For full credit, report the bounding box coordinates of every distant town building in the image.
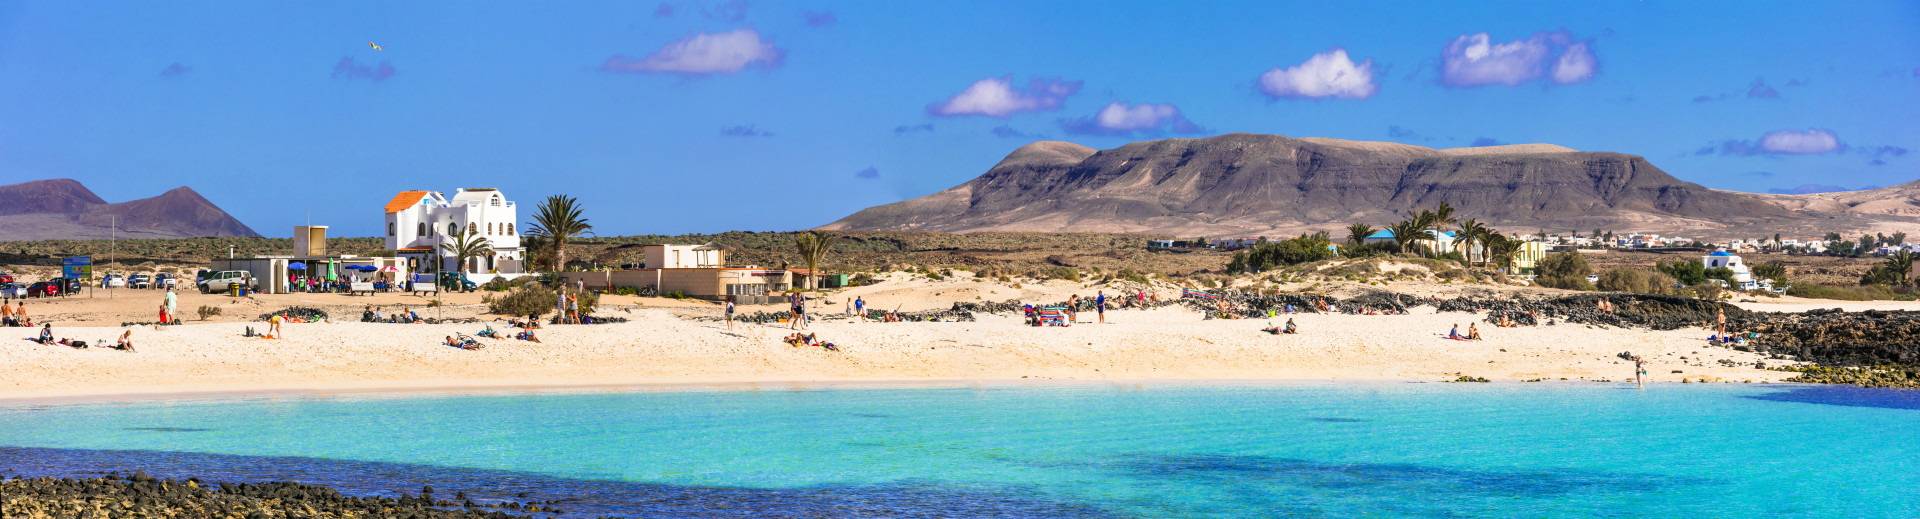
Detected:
[1703,248,1757,290]
[383,188,526,274]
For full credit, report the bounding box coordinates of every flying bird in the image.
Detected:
[368,42,383,51]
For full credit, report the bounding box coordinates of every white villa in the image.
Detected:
[1703,248,1759,290]
[384,188,527,275]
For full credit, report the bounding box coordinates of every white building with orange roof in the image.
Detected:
[383,188,526,275]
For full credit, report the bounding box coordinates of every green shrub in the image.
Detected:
[1596,268,1651,293]
[1049,266,1081,282]
[426,299,442,308]
[196,305,221,320]
[1535,252,1593,290]
[485,283,556,317]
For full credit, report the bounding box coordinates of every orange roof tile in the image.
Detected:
[384,191,431,214]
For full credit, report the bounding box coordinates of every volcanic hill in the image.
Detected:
[0,179,261,240]
[822,134,1918,239]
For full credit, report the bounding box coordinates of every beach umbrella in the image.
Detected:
[325,260,337,281]
[287,262,308,270]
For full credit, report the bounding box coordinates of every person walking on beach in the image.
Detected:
[163,288,177,325]
[854,296,865,322]
[1096,290,1107,324]
[567,291,580,324]
[1715,308,1726,338]
[0,300,12,327]
[791,295,808,330]
[724,297,735,330]
[556,287,569,324]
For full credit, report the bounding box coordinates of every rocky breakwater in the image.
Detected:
[1733,308,1920,388]
[0,471,575,519]
[1458,293,1751,331]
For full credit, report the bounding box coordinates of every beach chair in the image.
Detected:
[1037,306,1070,327]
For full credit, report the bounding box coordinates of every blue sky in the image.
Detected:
[1,1,1916,237]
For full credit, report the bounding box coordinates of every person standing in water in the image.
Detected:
[1634,355,1647,389]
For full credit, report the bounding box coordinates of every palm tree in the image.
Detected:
[1456,219,1489,267]
[1888,250,1917,288]
[1486,234,1521,272]
[441,228,493,274]
[526,195,593,272]
[793,231,838,292]
[1387,220,1425,254]
[1346,223,1376,248]
[1431,202,1457,234]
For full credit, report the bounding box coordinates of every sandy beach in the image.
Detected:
[0,273,1852,402]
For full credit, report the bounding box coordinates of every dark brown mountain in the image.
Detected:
[822,133,1915,239]
[0,179,261,240]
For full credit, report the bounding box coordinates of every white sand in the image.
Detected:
[0,275,1804,401]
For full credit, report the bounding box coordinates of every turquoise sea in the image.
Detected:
[2,382,1917,518]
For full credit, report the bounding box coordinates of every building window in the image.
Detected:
[491,196,501,207]
[468,222,478,235]
[487,223,494,235]
[417,222,426,236]
[388,222,395,236]
[448,223,457,236]
[508,223,515,235]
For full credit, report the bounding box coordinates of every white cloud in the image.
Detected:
[1060,101,1203,136]
[1256,48,1378,99]
[1441,32,1551,86]
[601,29,784,75]
[926,76,1082,118]
[1758,129,1842,154]
[1550,42,1597,84]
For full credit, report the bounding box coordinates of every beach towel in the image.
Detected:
[1181,288,1220,300]
[1037,306,1071,327]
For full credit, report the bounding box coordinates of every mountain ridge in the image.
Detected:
[822,133,1917,239]
[0,179,262,241]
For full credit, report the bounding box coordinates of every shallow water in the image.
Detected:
[2,382,1916,518]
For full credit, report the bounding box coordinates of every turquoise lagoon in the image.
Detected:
[2,382,1917,517]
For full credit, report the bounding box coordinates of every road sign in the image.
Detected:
[62,256,92,280]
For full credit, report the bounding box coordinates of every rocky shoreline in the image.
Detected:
[0,472,574,519]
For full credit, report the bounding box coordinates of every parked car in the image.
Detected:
[27,281,60,298]
[0,272,14,284]
[129,273,152,289]
[1585,274,1600,284]
[198,270,255,294]
[155,273,178,289]
[102,273,127,288]
[0,282,26,298]
[54,278,83,294]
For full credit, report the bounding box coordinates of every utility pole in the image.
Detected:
[109,215,115,299]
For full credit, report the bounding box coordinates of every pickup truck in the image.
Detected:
[129,273,152,289]
[102,274,127,288]
[155,273,179,289]
[198,270,255,294]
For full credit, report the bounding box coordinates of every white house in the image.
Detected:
[383,188,526,274]
[1703,248,1757,290]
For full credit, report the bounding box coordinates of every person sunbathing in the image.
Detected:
[1499,314,1514,328]
[115,330,135,352]
[37,324,53,345]
[478,326,499,338]
[1467,324,1481,340]
[444,336,462,347]
[1448,324,1464,340]
[515,330,542,343]
[1284,319,1297,334]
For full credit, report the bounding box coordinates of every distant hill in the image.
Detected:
[0,179,261,240]
[822,133,1918,239]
